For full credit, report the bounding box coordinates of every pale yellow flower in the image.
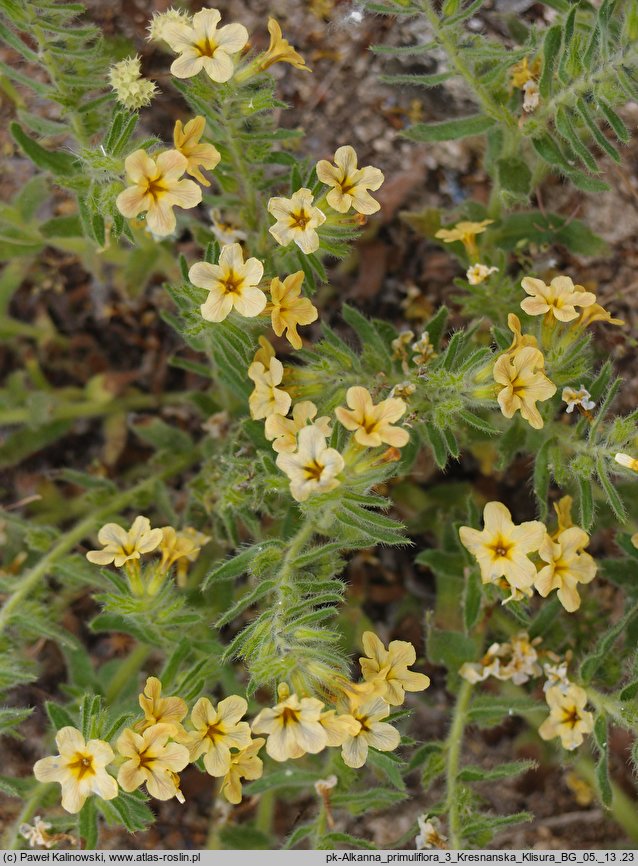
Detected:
[615,452,638,472]
[117,724,189,802]
[316,145,384,215]
[459,501,546,594]
[275,424,344,502]
[192,243,266,323]
[466,263,498,285]
[248,357,291,420]
[158,526,209,573]
[504,312,538,354]
[416,815,448,850]
[553,495,574,535]
[335,386,409,448]
[251,692,327,761]
[494,345,556,430]
[459,642,507,684]
[135,676,188,736]
[319,710,361,746]
[163,8,248,83]
[359,631,430,706]
[33,727,117,814]
[538,684,594,750]
[543,661,570,694]
[209,208,247,245]
[535,528,596,612]
[521,276,596,322]
[116,149,201,237]
[253,335,276,367]
[269,271,318,349]
[340,696,400,769]
[498,633,542,684]
[265,401,331,454]
[577,303,625,329]
[510,56,540,88]
[173,116,221,186]
[184,696,252,777]
[435,219,493,256]
[220,738,264,805]
[268,188,326,254]
[259,18,311,71]
[86,515,163,568]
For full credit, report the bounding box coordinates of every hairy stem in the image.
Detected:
[0,392,193,427]
[445,679,472,849]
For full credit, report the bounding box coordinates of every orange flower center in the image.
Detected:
[145,176,168,201]
[68,752,95,781]
[561,706,581,729]
[195,37,218,58]
[488,535,513,560]
[290,209,310,230]
[280,707,300,726]
[303,459,324,481]
[222,271,244,295]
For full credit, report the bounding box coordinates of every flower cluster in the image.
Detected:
[34,634,429,813]
[85,515,209,592]
[459,632,542,685]
[459,498,597,610]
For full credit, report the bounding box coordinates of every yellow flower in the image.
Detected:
[209,208,247,245]
[163,8,248,83]
[184,696,252,777]
[459,501,546,595]
[553,495,574,535]
[562,386,595,414]
[33,727,118,814]
[265,401,331,454]
[538,684,594,750]
[504,312,538,354]
[173,116,221,186]
[259,18,311,71]
[251,692,327,761]
[268,188,326,254]
[615,452,638,472]
[269,271,318,349]
[493,345,557,430]
[116,149,202,237]
[510,56,540,88]
[466,263,498,285]
[535,528,597,612]
[498,633,542,684]
[520,276,596,322]
[340,696,400,768]
[86,515,163,568]
[117,724,189,802]
[577,303,625,329]
[158,526,209,573]
[135,676,188,736]
[335,386,409,448]
[192,243,266,323]
[359,632,430,706]
[220,738,265,804]
[459,642,507,684]
[248,357,291,420]
[319,710,361,746]
[435,219,493,257]
[316,145,384,215]
[275,424,344,502]
[253,335,276,367]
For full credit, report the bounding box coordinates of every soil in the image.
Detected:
[0,0,636,852]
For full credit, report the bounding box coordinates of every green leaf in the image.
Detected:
[463,566,483,632]
[46,701,77,731]
[597,100,630,144]
[596,457,627,522]
[593,716,612,807]
[533,438,554,521]
[202,542,281,590]
[78,797,98,849]
[331,786,408,814]
[342,304,393,364]
[131,418,192,453]
[423,305,448,350]
[577,477,594,531]
[565,169,611,193]
[426,626,476,670]
[380,71,454,88]
[317,832,377,850]
[531,134,572,171]
[580,603,638,683]
[555,107,600,174]
[0,706,33,736]
[422,422,449,469]
[458,759,536,782]
[497,157,532,196]
[467,695,539,727]
[576,99,621,163]
[403,114,496,143]
[10,122,79,176]
[98,790,154,832]
[539,25,562,98]
[370,41,437,57]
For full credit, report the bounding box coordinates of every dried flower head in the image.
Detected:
[562,386,595,414]
[108,56,158,110]
[466,263,498,285]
